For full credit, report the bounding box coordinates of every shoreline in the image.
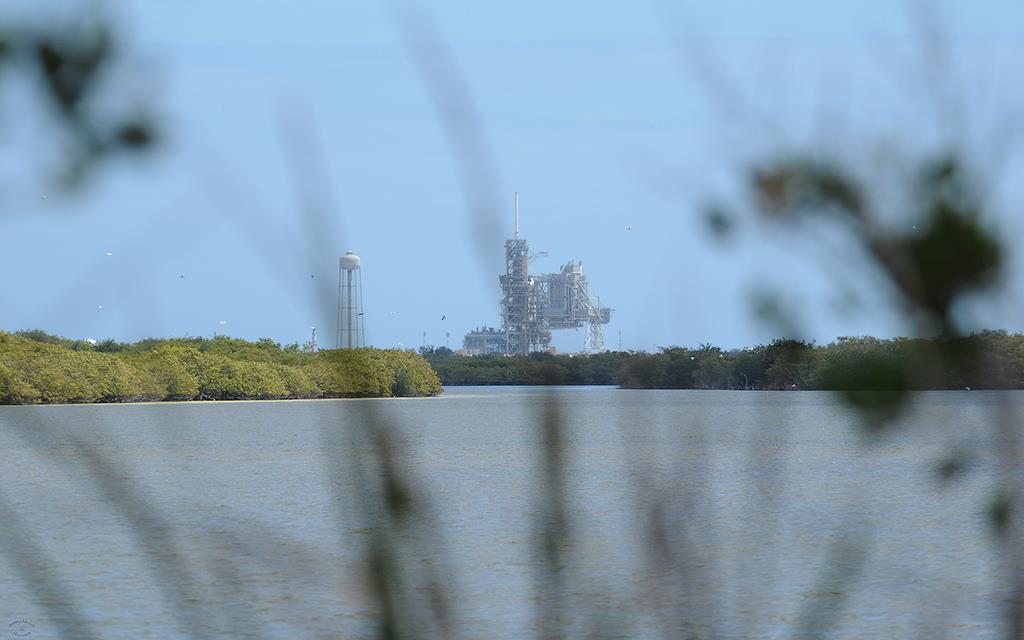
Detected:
[0,395,445,409]
[3,386,1006,408]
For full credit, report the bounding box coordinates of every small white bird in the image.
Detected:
[219,320,227,325]
[41,194,47,200]
[106,251,113,256]
[97,305,103,311]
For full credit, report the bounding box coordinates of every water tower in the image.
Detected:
[337,250,365,349]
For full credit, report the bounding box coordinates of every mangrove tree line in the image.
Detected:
[421,331,1024,391]
[0,331,442,404]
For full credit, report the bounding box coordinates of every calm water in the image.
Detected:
[0,387,1015,638]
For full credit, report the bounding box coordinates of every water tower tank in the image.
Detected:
[340,251,361,271]
[337,251,365,348]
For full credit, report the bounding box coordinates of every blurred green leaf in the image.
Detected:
[704,204,735,239]
[34,25,111,113]
[816,347,909,428]
[115,119,155,149]
[989,492,1012,537]
[904,200,1001,316]
[753,159,863,219]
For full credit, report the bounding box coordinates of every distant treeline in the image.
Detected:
[0,331,441,404]
[422,331,1024,390]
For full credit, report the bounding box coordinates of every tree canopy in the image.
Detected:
[0,332,441,404]
[421,332,1024,391]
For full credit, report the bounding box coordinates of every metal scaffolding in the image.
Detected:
[466,193,611,355]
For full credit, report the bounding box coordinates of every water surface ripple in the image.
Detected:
[0,387,1013,638]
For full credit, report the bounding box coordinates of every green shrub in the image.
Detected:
[274,364,321,398]
[0,359,41,404]
[305,349,392,397]
[196,355,288,400]
[0,332,443,403]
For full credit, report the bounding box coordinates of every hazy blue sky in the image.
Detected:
[2,1,1022,351]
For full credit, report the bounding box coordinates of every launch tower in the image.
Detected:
[465,194,611,354]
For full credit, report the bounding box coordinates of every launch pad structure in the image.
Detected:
[464,193,612,355]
